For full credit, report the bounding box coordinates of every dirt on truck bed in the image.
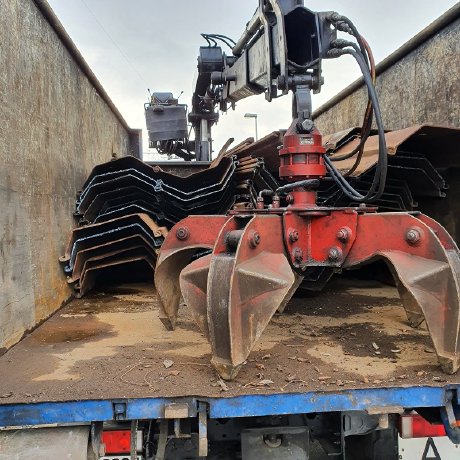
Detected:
[0,277,458,404]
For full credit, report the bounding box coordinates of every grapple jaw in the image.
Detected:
[181,215,299,379]
[156,210,460,380]
[344,213,460,375]
[154,216,228,330]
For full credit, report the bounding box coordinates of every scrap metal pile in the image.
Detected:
[60,154,278,296]
[60,0,460,384]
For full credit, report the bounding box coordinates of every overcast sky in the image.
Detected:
[47,0,458,160]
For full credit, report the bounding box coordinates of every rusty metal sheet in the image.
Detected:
[78,249,156,297]
[68,233,157,284]
[80,186,162,223]
[60,213,167,271]
[330,124,460,176]
[221,132,283,174]
[81,156,155,192]
[322,127,361,151]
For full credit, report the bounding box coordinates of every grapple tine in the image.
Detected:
[155,246,201,330]
[180,217,241,340]
[344,213,460,374]
[204,215,297,380]
[180,254,212,337]
[154,216,228,330]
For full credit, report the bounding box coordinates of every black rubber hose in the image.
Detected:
[330,14,370,68]
[327,41,374,163]
[324,48,387,202]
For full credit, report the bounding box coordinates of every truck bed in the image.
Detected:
[1,277,457,407]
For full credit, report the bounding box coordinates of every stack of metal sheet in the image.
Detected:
[74,155,241,225]
[214,138,280,207]
[226,126,459,214]
[60,214,168,297]
[320,125,456,212]
[63,154,280,296]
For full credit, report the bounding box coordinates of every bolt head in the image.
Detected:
[248,231,261,248]
[336,227,351,243]
[301,119,315,132]
[406,228,421,245]
[176,226,190,241]
[328,247,342,262]
[289,229,299,243]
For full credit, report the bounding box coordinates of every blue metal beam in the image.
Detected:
[0,387,453,427]
[208,387,449,418]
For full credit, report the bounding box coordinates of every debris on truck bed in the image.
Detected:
[0,278,457,404]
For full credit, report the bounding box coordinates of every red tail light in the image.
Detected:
[102,430,132,454]
[399,414,447,439]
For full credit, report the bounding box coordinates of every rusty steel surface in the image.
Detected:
[215,132,283,175]
[60,213,167,297]
[78,252,156,297]
[154,216,229,330]
[68,234,157,284]
[60,213,167,266]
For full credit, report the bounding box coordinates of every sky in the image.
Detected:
[47,0,458,160]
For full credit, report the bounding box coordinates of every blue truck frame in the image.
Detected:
[1,385,458,427]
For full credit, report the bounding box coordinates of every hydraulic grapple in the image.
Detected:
[156,122,460,380]
[154,0,460,380]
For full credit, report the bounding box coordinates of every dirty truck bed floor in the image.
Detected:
[0,278,458,404]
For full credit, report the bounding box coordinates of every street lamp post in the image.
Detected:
[244,113,258,141]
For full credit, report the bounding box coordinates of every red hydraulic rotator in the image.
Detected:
[279,121,326,206]
[279,124,326,181]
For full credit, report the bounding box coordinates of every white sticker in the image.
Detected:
[299,137,314,145]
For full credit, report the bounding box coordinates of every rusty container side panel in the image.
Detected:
[0,0,137,350]
[313,14,460,134]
